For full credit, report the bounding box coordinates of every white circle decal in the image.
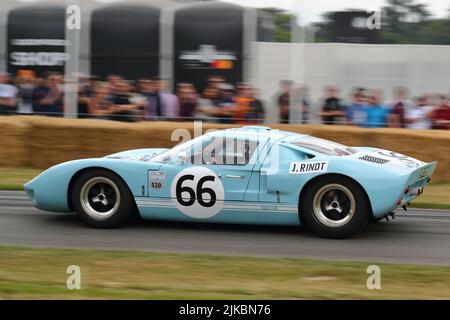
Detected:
[170,167,224,219]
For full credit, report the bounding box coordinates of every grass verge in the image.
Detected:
[0,167,449,210]
[0,246,449,299]
[0,167,42,190]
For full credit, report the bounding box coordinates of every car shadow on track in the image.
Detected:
[42,211,397,240]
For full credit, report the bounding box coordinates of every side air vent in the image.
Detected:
[359,155,390,164]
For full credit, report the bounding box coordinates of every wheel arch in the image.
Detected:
[67,166,136,212]
[298,173,374,221]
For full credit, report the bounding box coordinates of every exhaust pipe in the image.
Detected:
[412,187,423,196]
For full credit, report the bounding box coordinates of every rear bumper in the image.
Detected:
[368,161,437,218]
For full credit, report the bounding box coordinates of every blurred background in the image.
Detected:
[0,1,450,300]
[0,0,449,128]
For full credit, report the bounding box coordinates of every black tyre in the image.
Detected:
[71,169,134,228]
[300,176,370,239]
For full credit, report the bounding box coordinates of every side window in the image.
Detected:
[201,137,259,165]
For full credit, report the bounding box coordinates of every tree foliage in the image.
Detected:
[313,0,450,44]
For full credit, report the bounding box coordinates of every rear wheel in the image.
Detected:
[71,169,134,228]
[301,176,370,238]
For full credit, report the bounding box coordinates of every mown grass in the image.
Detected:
[0,246,449,299]
[0,167,42,190]
[0,167,449,209]
[410,183,450,209]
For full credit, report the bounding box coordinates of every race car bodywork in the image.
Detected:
[24,126,437,238]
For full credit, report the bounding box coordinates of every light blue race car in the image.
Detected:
[24,126,437,238]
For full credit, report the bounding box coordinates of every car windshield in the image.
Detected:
[288,136,357,156]
[152,136,205,163]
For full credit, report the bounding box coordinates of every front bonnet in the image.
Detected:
[105,148,169,162]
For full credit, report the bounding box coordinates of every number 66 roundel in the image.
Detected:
[170,167,225,219]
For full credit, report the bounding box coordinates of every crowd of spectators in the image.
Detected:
[279,82,450,130]
[0,70,449,130]
[0,71,265,124]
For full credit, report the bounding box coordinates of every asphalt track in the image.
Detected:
[1,191,450,265]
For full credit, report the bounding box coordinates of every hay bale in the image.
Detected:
[0,116,31,167]
[1,116,449,181]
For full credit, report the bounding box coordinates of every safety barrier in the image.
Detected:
[1,116,449,181]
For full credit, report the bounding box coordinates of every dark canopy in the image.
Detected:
[7,5,66,76]
[174,2,244,91]
[91,5,160,80]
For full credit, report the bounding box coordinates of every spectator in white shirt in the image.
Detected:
[155,77,179,120]
[405,95,434,130]
[0,72,18,115]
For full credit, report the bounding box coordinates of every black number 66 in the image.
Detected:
[175,175,217,207]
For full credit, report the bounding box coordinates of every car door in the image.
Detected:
[148,134,266,219]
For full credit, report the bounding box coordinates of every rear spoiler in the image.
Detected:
[399,161,437,205]
[408,161,438,184]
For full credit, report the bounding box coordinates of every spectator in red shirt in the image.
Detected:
[177,83,198,121]
[431,95,450,130]
[387,86,414,128]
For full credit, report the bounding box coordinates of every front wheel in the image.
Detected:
[71,169,134,228]
[301,176,370,239]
